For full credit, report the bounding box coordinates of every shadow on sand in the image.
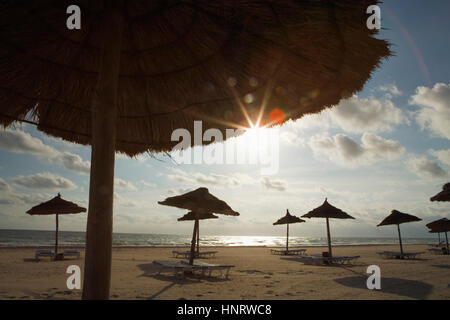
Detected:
[334,276,433,299]
[280,257,364,267]
[137,263,229,283]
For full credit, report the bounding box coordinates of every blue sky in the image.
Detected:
[0,1,449,239]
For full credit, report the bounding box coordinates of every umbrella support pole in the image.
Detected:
[397,224,404,258]
[55,213,59,256]
[82,10,124,300]
[286,223,289,252]
[189,219,199,265]
[326,217,332,260]
[446,232,449,251]
[196,222,200,256]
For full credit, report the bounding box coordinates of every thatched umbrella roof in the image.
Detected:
[426,218,450,233]
[27,193,86,215]
[273,209,305,225]
[430,183,450,202]
[301,198,354,260]
[377,210,422,227]
[178,211,218,221]
[26,193,86,256]
[159,187,239,216]
[0,1,390,299]
[0,1,390,155]
[302,199,355,220]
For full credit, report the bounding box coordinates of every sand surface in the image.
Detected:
[0,244,449,300]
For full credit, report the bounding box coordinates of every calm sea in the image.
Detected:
[0,229,436,247]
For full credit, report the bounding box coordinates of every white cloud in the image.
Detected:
[167,168,257,188]
[379,84,402,97]
[0,178,11,192]
[0,129,90,174]
[114,178,137,191]
[429,149,450,166]
[411,83,450,139]
[140,180,157,188]
[260,177,287,191]
[11,173,76,190]
[308,133,405,166]
[407,156,447,179]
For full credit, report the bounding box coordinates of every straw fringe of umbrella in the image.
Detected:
[273,209,305,252]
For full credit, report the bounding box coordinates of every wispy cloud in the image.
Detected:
[10,173,76,190]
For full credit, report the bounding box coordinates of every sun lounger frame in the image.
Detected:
[152,260,196,279]
[295,254,360,265]
[376,251,424,259]
[172,250,217,259]
[63,249,81,259]
[270,248,306,256]
[35,249,55,261]
[181,260,235,279]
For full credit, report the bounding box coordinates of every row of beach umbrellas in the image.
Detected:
[27,183,449,265]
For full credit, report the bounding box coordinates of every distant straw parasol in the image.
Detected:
[0,1,390,299]
[377,210,422,258]
[26,193,86,258]
[159,187,238,264]
[430,183,450,202]
[273,209,305,253]
[302,198,354,260]
[426,218,450,251]
[178,211,218,257]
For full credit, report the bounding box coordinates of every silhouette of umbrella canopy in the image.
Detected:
[377,210,422,257]
[26,193,86,255]
[273,209,305,252]
[0,1,390,299]
[426,218,450,250]
[430,183,450,202]
[159,188,238,264]
[159,187,239,216]
[302,198,354,260]
[178,211,218,257]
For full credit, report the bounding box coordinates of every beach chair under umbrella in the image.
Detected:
[302,198,354,260]
[0,1,391,299]
[159,187,239,264]
[273,209,305,254]
[26,193,86,259]
[377,210,422,258]
[178,211,218,257]
[426,218,450,251]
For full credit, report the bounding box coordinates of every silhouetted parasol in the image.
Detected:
[377,210,422,257]
[159,187,238,264]
[26,193,86,258]
[430,183,450,202]
[426,218,450,251]
[0,1,390,299]
[178,211,218,257]
[273,209,305,252]
[302,198,354,259]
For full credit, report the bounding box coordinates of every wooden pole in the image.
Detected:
[82,9,123,300]
[196,221,200,256]
[55,213,59,256]
[397,224,404,258]
[286,223,289,252]
[445,231,449,251]
[326,218,332,259]
[189,219,199,265]
[438,232,441,245]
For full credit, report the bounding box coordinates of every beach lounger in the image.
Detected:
[270,248,306,256]
[181,260,235,279]
[35,249,54,261]
[152,260,195,279]
[295,254,360,265]
[63,249,81,259]
[172,250,217,259]
[427,248,449,255]
[376,251,424,259]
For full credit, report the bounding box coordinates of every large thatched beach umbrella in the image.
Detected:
[430,183,450,202]
[377,210,422,257]
[26,193,86,257]
[178,211,218,257]
[302,198,354,259]
[426,218,450,251]
[0,1,390,299]
[159,187,239,264]
[273,209,305,253]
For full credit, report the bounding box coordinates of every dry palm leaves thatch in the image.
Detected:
[377,210,422,227]
[302,198,355,220]
[430,183,450,202]
[0,0,390,156]
[26,193,86,215]
[159,187,239,216]
[178,211,219,221]
[273,209,305,225]
[426,218,450,233]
